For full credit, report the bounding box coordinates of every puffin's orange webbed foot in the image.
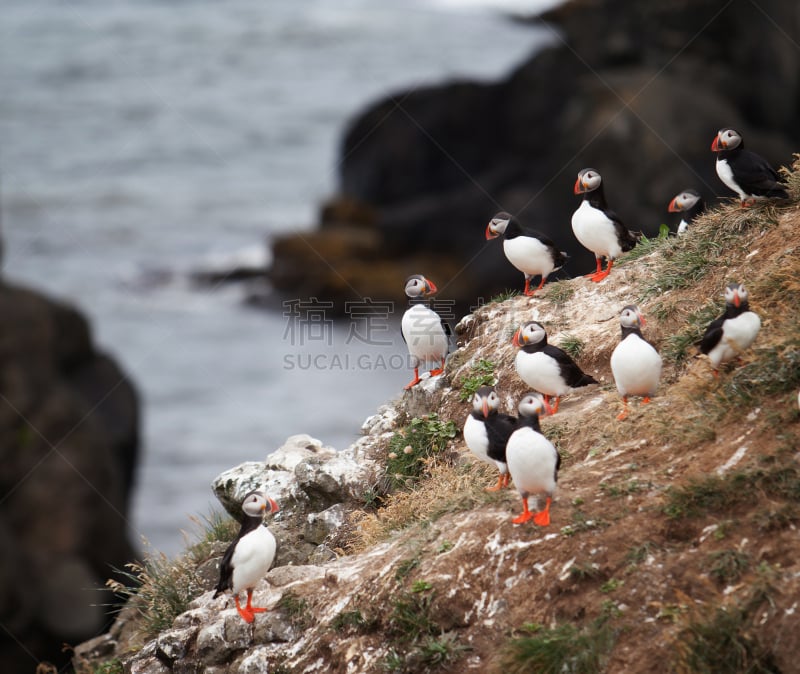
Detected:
[512,511,534,524]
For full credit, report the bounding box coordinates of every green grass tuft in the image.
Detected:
[383,414,458,491]
[458,358,497,402]
[558,333,585,361]
[489,289,521,304]
[498,619,615,674]
[277,591,311,628]
[707,549,751,585]
[543,281,575,305]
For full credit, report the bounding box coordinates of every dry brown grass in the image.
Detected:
[347,455,496,552]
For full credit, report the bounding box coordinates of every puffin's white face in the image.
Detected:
[513,321,547,347]
[619,305,644,329]
[518,393,546,418]
[472,386,500,418]
[713,128,742,151]
[724,282,748,308]
[405,275,436,298]
[669,190,701,212]
[575,168,602,194]
[486,212,510,240]
[242,491,279,518]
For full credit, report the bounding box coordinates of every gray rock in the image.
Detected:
[252,611,295,645]
[237,646,275,673]
[196,619,236,665]
[307,544,338,565]
[305,504,347,545]
[156,626,196,663]
[128,656,171,674]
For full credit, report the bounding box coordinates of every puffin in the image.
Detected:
[505,393,560,525]
[214,490,280,623]
[463,385,518,491]
[401,274,450,390]
[667,189,705,235]
[572,168,640,282]
[711,128,788,207]
[485,211,568,296]
[610,305,663,421]
[699,282,761,374]
[512,321,598,414]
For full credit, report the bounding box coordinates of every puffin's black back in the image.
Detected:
[699,301,749,355]
[541,344,599,388]
[213,515,262,597]
[484,412,517,463]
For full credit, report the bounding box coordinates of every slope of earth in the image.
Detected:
[77,163,800,673]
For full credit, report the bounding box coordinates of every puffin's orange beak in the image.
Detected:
[733,293,741,308]
[667,196,680,212]
[638,311,646,327]
[711,135,722,151]
[573,177,584,194]
[485,223,496,240]
[512,329,522,347]
[425,280,438,295]
[482,400,489,418]
[267,498,279,513]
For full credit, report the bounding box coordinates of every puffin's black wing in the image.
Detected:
[441,319,452,337]
[734,151,788,197]
[699,315,725,354]
[485,413,516,463]
[213,539,237,597]
[554,449,562,481]
[544,344,598,387]
[605,209,640,252]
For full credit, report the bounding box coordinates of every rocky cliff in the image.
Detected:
[267,0,800,312]
[75,165,800,673]
[0,281,140,672]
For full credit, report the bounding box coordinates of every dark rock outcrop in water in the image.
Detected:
[268,0,799,310]
[0,282,139,671]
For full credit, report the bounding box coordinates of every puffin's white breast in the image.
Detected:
[464,414,491,464]
[506,427,558,496]
[708,311,761,368]
[503,236,555,277]
[231,525,277,595]
[515,350,569,397]
[716,158,747,200]
[610,334,662,397]
[677,219,689,235]
[571,200,622,259]
[401,304,448,362]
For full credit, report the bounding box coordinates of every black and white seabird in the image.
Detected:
[214,490,280,623]
[506,393,560,526]
[485,211,568,296]
[463,385,518,491]
[711,128,788,207]
[699,282,761,374]
[610,305,662,421]
[401,274,450,390]
[667,189,705,235]
[512,321,598,413]
[572,168,640,282]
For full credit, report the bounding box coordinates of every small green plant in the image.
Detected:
[395,557,420,582]
[415,632,470,667]
[489,289,520,304]
[661,301,720,364]
[277,591,311,628]
[498,618,615,674]
[331,609,370,633]
[458,359,497,402]
[599,478,651,498]
[707,549,751,585]
[568,563,601,581]
[107,552,203,639]
[674,604,779,673]
[186,509,239,562]
[436,540,454,554]
[93,660,124,674]
[384,415,458,490]
[558,333,585,360]
[620,224,671,262]
[411,580,433,593]
[543,281,575,305]
[600,578,623,593]
[388,591,438,643]
[664,464,800,520]
[626,542,656,565]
